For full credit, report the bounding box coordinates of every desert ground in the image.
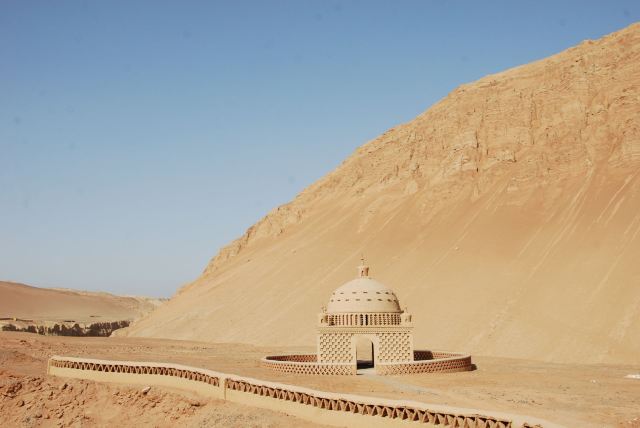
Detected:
[1,332,638,427]
[0,332,328,428]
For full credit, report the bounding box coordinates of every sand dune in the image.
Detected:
[124,23,640,364]
[0,281,163,325]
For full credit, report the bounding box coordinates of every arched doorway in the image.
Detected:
[355,336,375,370]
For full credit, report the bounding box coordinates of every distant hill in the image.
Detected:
[124,23,640,364]
[0,281,164,328]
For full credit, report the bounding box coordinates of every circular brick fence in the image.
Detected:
[262,350,474,375]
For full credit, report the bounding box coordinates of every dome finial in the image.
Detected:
[358,255,369,278]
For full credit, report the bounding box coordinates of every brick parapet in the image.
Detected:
[261,350,473,376]
[377,354,473,375]
[261,355,356,375]
[316,326,413,334]
[47,355,545,428]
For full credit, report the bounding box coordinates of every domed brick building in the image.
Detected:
[317,261,415,369]
[262,260,473,375]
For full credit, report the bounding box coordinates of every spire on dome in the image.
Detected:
[357,256,370,278]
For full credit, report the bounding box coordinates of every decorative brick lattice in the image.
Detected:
[263,354,317,363]
[376,353,473,375]
[377,332,412,363]
[48,356,521,427]
[48,358,220,385]
[264,349,473,376]
[318,333,353,363]
[260,356,355,375]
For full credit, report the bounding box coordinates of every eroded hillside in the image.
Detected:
[124,23,640,364]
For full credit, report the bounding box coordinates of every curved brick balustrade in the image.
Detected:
[261,354,356,375]
[377,350,474,375]
[263,354,317,362]
[414,350,462,360]
[261,350,473,376]
[47,356,544,428]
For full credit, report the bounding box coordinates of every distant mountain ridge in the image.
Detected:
[124,23,640,364]
[0,281,164,335]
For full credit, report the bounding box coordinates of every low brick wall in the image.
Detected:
[261,354,355,375]
[47,355,546,428]
[263,354,317,362]
[261,350,473,375]
[49,358,220,385]
[377,354,473,375]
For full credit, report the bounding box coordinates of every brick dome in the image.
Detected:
[326,263,402,314]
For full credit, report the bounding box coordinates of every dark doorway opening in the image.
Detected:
[356,337,374,369]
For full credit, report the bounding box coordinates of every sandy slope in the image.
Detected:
[0,281,163,324]
[125,23,640,364]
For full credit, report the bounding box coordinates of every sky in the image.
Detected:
[1,1,639,297]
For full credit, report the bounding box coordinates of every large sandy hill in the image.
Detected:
[0,281,162,324]
[125,23,640,364]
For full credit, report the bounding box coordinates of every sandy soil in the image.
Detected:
[0,333,327,428]
[1,332,638,427]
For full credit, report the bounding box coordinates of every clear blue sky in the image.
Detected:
[1,1,638,297]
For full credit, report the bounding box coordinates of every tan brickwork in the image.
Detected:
[48,356,541,427]
[262,350,473,376]
[377,332,413,363]
[265,261,474,375]
[318,332,354,363]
